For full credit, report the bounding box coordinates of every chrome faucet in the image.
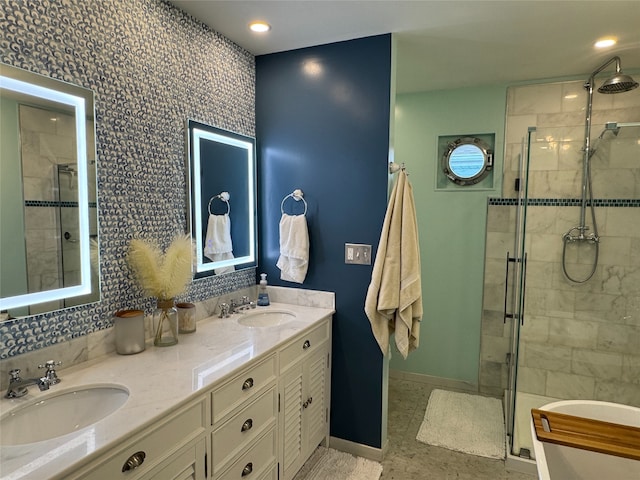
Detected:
[39,360,62,385]
[234,296,256,313]
[5,369,50,398]
[229,299,239,314]
[238,302,257,311]
[220,297,255,317]
[219,303,230,318]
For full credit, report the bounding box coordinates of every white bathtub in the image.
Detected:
[530,400,640,480]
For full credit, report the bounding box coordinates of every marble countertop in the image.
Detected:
[0,302,334,480]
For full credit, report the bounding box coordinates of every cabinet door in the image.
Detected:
[280,342,329,480]
[280,362,304,480]
[304,345,329,455]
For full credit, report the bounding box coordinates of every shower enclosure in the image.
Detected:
[480,65,640,461]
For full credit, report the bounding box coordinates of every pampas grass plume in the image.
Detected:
[128,235,193,299]
[160,235,193,298]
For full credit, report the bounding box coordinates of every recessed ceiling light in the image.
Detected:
[249,21,270,33]
[594,37,617,49]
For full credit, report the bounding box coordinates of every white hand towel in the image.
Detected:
[276,213,309,284]
[364,170,422,359]
[204,214,235,274]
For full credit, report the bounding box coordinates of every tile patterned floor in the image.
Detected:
[380,377,535,479]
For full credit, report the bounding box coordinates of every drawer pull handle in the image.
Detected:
[122,451,146,472]
[303,340,311,350]
[242,462,253,476]
[242,378,254,390]
[303,396,314,409]
[241,418,253,432]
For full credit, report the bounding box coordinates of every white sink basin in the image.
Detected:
[0,384,129,446]
[237,310,296,327]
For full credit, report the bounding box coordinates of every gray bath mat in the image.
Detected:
[416,389,506,459]
[293,447,383,480]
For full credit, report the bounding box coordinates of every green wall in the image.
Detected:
[391,86,506,385]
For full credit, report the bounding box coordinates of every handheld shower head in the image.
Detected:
[598,73,638,93]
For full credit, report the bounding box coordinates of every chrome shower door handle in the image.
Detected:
[520,253,528,326]
[503,251,510,324]
[504,252,519,324]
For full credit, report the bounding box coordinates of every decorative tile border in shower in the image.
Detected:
[25,200,98,208]
[489,198,640,207]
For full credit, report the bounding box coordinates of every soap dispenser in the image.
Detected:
[257,273,270,306]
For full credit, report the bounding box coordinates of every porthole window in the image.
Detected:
[442,137,493,186]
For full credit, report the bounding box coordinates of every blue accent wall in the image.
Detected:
[256,35,392,448]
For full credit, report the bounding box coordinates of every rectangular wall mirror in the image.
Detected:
[0,63,99,317]
[186,120,257,277]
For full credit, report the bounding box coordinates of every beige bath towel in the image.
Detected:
[365,170,422,359]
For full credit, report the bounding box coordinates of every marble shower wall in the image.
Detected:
[480,80,640,407]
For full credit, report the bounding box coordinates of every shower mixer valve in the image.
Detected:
[562,227,599,244]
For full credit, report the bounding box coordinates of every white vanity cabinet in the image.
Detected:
[278,317,331,480]
[24,307,334,480]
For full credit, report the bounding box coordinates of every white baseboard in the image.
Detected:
[329,436,387,462]
[389,369,478,392]
[506,452,538,477]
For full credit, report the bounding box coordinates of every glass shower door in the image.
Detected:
[505,127,533,457]
[509,121,640,459]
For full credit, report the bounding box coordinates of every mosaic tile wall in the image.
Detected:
[0,0,256,359]
[480,80,640,406]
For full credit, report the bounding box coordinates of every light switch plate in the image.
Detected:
[345,243,372,265]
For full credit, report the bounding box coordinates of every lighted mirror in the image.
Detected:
[186,120,256,278]
[442,136,493,186]
[0,63,99,317]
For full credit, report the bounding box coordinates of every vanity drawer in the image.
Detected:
[211,388,277,476]
[75,398,206,480]
[215,429,276,480]
[212,354,276,424]
[279,319,330,373]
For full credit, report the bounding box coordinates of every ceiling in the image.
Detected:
[170,1,640,93]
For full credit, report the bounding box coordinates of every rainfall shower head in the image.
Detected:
[585,56,639,93]
[598,73,639,93]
